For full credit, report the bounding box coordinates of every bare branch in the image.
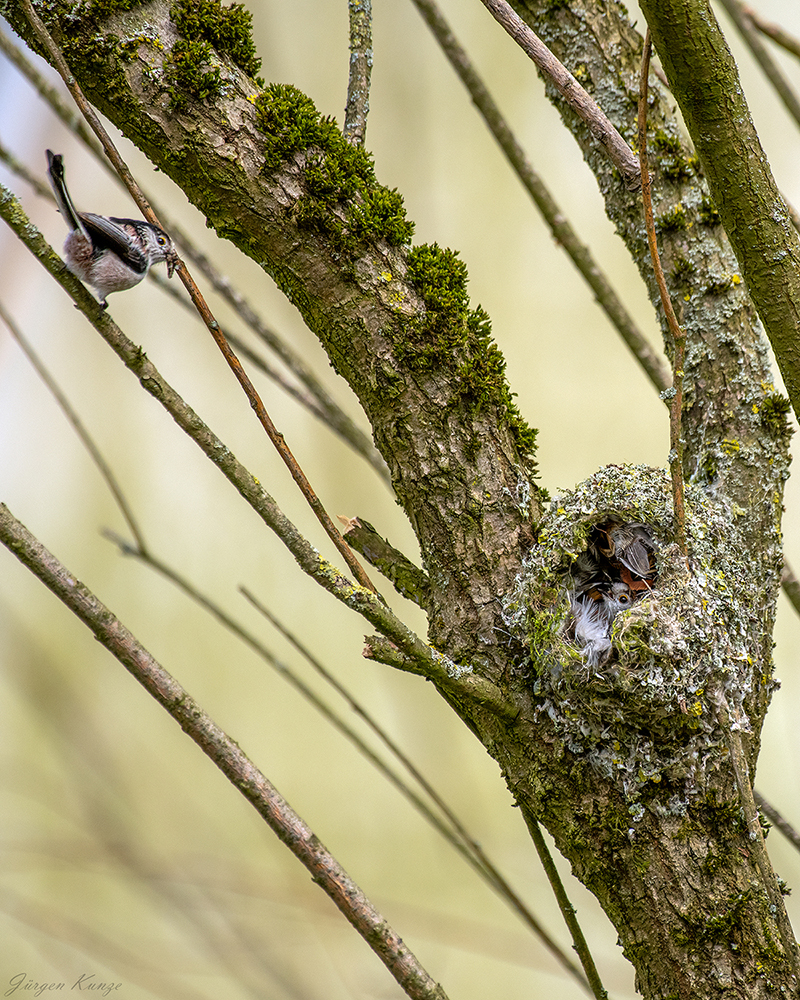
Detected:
[522,815,608,1000]
[717,0,800,128]
[0,302,148,554]
[411,0,669,392]
[638,31,687,556]
[755,791,800,854]
[745,6,800,60]
[781,561,800,618]
[344,0,372,146]
[478,0,641,189]
[0,503,451,1000]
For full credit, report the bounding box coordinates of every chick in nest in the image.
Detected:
[569,521,658,667]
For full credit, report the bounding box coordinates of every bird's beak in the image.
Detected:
[166,250,178,279]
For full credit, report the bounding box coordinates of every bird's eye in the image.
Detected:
[618,593,629,604]
[157,235,167,245]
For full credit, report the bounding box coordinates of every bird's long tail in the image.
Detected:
[46,150,88,239]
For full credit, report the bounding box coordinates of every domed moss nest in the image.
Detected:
[504,464,779,813]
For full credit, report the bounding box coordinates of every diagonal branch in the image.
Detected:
[745,7,800,60]
[0,503,450,1000]
[21,0,380,596]
[716,0,800,129]
[478,0,641,189]
[0,302,147,554]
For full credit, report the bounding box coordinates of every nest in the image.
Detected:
[502,464,780,811]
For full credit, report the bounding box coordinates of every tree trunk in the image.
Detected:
[5,0,797,995]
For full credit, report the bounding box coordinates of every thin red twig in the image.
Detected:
[637,31,687,555]
[21,0,380,595]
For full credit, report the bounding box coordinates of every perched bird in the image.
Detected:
[46,150,176,307]
[568,520,658,666]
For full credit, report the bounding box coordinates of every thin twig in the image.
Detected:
[0,504,450,1000]
[523,815,609,1000]
[161,238,390,482]
[240,585,595,994]
[717,0,800,129]
[755,791,800,853]
[0,137,52,200]
[344,0,372,146]
[477,0,641,190]
[745,6,800,61]
[21,0,380,596]
[781,562,800,618]
[410,0,669,392]
[149,272,335,422]
[0,301,148,554]
[637,31,687,556]
[0,29,100,154]
[0,180,512,716]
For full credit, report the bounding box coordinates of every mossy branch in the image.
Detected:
[340,516,430,608]
[0,181,502,708]
[639,0,800,424]
[1,0,543,672]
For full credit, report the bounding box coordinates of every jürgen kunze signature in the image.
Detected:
[5,973,122,997]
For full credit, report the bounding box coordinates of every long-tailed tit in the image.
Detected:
[594,521,656,579]
[569,520,658,666]
[46,150,176,308]
[572,581,634,667]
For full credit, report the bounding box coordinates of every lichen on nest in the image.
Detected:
[503,464,779,813]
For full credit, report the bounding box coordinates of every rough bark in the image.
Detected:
[509,0,790,552]
[3,1,796,997]
[637,0,800,424]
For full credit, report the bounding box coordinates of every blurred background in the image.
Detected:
[1,1,800,997]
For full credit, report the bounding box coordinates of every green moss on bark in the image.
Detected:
[167,38,223,109]
[504,464,779,814]
[171,0,263,84]
[402,244,538,465]
[253,84,414,254]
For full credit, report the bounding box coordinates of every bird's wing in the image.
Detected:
[80,214,149,273]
